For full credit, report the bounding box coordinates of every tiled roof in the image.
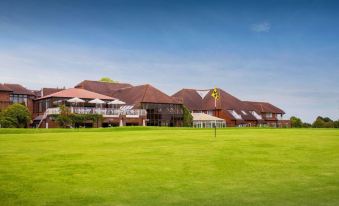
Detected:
[37,88,115,100]
[173,88,244,111]
[112,84,182,106]
[0,84,12,92]
[75,80,133,96]
[4,83,35,95]
[172,89,203,110]
[42,88,65,96]
[173,88,286,120]
[243,101,285,114]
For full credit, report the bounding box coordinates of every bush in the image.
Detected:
[334,120,339,128]
[290,116,303,128]
[182,105,193,127]
[54,105,103,128]
[0,104,31,128]
[302,122,312,128]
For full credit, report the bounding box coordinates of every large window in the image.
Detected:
[141,103,183,127]
[10,94,28,105]
[266,113,273,118]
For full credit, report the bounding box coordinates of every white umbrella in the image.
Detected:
[67,97,85,104]
[108,99,126,105]
[88,98,105,104]
[108,99,126,109]
[67,97,85,109]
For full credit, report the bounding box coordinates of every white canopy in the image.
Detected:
[108,99,126,105]
[67,97,85,103]
[88,98,105,104]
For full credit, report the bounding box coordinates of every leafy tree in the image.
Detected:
[334,120,339,128]
[54,105,103,128]
[55,105,72,128]
[99,77,118,83]
[312,116,334,128]
[182,105,193,127]
[290,116,303,128]
[0,104,31,128]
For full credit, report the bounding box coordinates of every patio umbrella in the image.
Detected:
[107,99,126,105]
[89,98,106,109]
[67,97,85,104]
[88,98,105,104]
[108,99,126,109]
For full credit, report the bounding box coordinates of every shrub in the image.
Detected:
[182,105,193,127]
[290,116,302,128]
[0,104,31,128]
[54,105,103,128]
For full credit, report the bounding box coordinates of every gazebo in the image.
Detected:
[191,113,226,128]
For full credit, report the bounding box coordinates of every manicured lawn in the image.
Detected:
[0,128,338,206]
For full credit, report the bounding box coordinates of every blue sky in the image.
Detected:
[0,0,338,122]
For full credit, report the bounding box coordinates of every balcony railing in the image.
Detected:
[45,107,147,117]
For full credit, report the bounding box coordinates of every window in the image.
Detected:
[266,113,273,118]
[250,111,262,120]
[142,103,183,127]
[9,94,28,106]
[241,110,247,115]
[206,110,213,116]
[228,110,242,120]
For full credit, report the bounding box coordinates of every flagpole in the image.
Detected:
[214,92,217,138]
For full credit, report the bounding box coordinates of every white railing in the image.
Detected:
[46,108,60,115]
[46,107,147,117]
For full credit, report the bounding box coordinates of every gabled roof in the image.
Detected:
[37,88,114,100]
[173,88,244,111]
[41,88,65,97]
[4,83,35,95]
[172,89,203,110]
[75,80,133,96]
[202,89,243,111]
[112,84,182,105]
[0,84,12,92]
[243,101,285,114]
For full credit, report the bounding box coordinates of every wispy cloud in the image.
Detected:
[251,22,271,32]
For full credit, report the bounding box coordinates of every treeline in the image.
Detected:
[290,116,339,128]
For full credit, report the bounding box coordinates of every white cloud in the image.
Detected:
[251,22,271,32]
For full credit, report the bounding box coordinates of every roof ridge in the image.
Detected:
[141,84,150,102]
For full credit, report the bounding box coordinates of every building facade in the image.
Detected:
[0,81,289,128]
[173,88,289,127]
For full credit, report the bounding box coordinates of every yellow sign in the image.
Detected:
[211,88,220,100]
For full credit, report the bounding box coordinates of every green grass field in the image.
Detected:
[0,128,338,206]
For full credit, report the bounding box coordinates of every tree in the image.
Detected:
[312,116,334,128]
[99,77,118,83]
[334,120,339,128]
[290,116,303,128]
[55,105,72,128]
[54,105,103,128]
[182,105,193,127]
[302,122,312,128]
[0,104,31,128]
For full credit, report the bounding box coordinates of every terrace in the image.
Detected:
[46,107,147,118]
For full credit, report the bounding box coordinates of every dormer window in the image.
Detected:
[228,110,242,120]
[250,111,262,120]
